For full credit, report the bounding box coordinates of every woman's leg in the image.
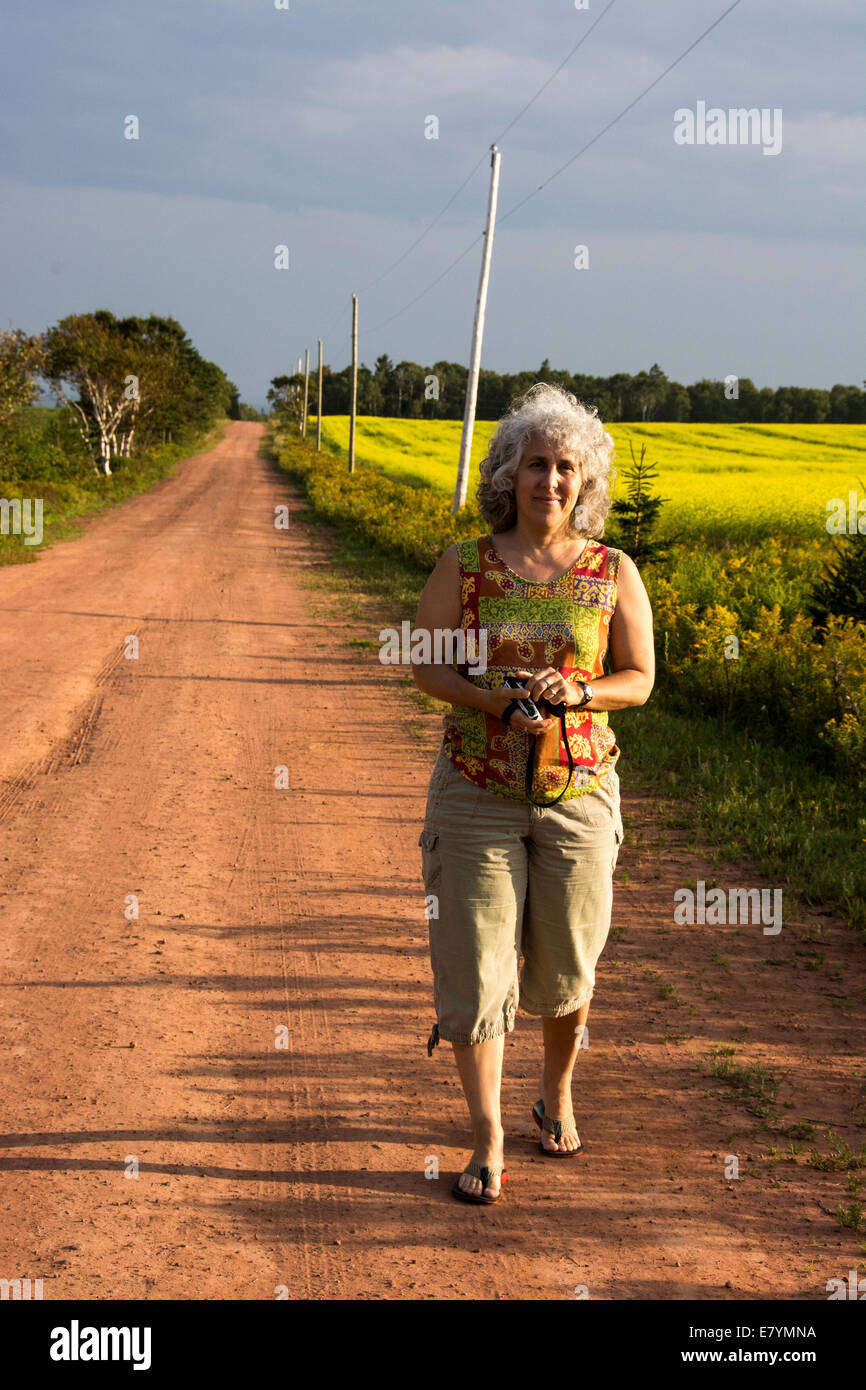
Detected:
[418,756,528,1199]
[537,1003,589,1153]
[523,779,622,1153]
[452,1034,505,1197]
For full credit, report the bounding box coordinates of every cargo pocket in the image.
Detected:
[418,827,442,894]
[612,819,624,874]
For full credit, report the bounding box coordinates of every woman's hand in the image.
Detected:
[485,682,557,735]
[513,667,584,711]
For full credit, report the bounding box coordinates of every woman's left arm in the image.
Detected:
[515,553,656,714]
[579,552,655,711]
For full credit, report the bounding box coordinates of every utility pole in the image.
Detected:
[453,144,501,515]
[301,348,310,437]
[316,338,323,451]
[349,295,358,474]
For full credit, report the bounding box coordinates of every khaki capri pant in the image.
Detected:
[418,747,624,1051]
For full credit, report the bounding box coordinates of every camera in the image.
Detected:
[503,674,562,723]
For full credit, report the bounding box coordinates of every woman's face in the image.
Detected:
[513,430,583,530]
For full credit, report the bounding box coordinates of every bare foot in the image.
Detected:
[457,1122,505,1199]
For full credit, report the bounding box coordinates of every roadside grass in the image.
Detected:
[835,1201,865,1232]
[700,1046,783,1120]
[0,414,230,568]
[806,1129,866,1172]
[614,702,866,935]
[742,1123,866,1249]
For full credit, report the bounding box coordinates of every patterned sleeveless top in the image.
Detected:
[442,534,623,803]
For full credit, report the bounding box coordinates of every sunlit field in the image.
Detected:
[309,416,866,543]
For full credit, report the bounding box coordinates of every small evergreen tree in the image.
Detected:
[606,440,674,565]
[809,488,866,628]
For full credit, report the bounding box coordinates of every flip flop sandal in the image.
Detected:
[532,1099,585,1158]
[451,1160,509,1205]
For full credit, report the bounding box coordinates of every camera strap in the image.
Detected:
[501,700,576,808]
[525,702,575,807]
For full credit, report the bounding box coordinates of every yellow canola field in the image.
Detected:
[308,416,865,540]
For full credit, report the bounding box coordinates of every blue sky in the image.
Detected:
[1,0,863,410]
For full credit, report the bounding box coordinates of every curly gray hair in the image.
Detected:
[476,381,615,537]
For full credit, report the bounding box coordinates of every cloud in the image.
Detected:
[0,0,863,402]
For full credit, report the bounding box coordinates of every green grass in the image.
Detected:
[780,1121,816,1141]
[706,1046,782,1119]
[614,702,866,933]
[835,1201,865,1231]
[807,1130,866,1172]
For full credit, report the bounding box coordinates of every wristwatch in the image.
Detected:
[574,681,594,709]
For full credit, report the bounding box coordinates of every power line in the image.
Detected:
[321,153,488,337]
[322,0,620,338]
[499,0,746,225]
[362,231,484,337]
[359,0,746,338]
[493,0,619,143]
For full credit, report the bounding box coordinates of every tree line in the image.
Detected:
[269,355,866,425]
[1,311,239,475]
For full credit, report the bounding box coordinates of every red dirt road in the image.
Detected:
[0,420,863,1301]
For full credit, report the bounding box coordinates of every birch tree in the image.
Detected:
[43,312,139,475]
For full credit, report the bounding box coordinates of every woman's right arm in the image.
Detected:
[410,545,553,733]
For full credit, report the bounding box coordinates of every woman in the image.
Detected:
[412,382,655,1204]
